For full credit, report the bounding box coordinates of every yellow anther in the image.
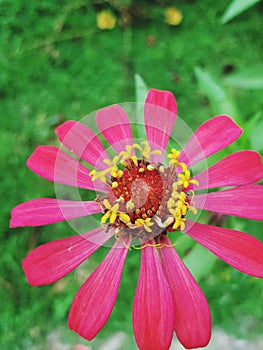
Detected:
[169,206,182,218]
[111,166,123,179]
[131,156,138,164]
[132,242,162,250]
[135,218,154,232]
[89,168,108,182]
[112,181,118,189]
[101,200,119,224]
[167,148,187,171]
[126,200,135,211]
[117,195,125,203]
[172,191,186,201]
[133,141,161,160]
[159,165,165,173]
[119,145,134,161]
[189,206,198,215]
[139,167,145,173]
[101,199,130,224]
[172,216,186,230]
[120,160,128,167]
[119,212,131,224]
[167,197,176,210]
[151,150,162,155]
[147,164,156,171]
[177,170,199,189]
[91,155,122,183]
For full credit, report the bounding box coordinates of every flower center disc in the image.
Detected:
[112,161,164,223]
[90,141,199,243]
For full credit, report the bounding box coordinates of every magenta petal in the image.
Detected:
[132,245,174,350]
[194,151,263,190]
[10,198,100,227]
[68,239,129,340]
[144,89,177,161]
[179,116,242,167]
[26,146,107,192]
[185,221,263,277]
[160,237,211,349]
[56,121,109,169]
[195,184,263,220]
[96,105,133,153]
[22,227,111,285]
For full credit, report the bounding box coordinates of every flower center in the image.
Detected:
[90,141,199,243]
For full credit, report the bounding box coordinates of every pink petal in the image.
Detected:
[55,121,109,170]
[96,105,133,153]
[160,236,211,349]
[132,245,174,350]
[195,184,263,220]
[194,151,263,190]
[68,239,129,340]
[179,116,242,167]
[22,227,111,285]
[26,146,108,192]
[185,221,263,277]
[144,89,177,162]
[10,198,100,227]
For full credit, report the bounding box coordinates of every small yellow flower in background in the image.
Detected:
[165,7,183,26]
[97,10,116,30]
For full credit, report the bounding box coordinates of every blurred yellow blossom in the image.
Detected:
[97,10,116,30]
[165,7,183,26]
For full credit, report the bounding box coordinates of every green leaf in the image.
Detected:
[221,0,261,24]
[249,114,263,151]
[135,74,148,103]
[183,244,217,281]
[194,66,239,120]
[223,66,263,90]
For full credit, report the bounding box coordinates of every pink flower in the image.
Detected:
[11,89,263,350]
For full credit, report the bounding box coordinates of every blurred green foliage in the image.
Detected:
[1,0,263,348]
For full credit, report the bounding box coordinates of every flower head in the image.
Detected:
[10,89,263,349]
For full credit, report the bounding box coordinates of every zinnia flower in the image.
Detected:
[11,89,263,350]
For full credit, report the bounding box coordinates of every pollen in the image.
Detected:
[90,141,198,242]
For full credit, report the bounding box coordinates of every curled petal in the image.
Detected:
[22,227,111,285]
[160,236,211,349]
[185,221,263,277]
[10,199,100,227]
[132,245,174,350]
[96,105,133,153]
[68,239,130,340]
[144,89,177,162]
[179,116,242,167]
[195,184,263,220]
[194,151,263,190]
[26,146,108,192]
[56,120,109,169]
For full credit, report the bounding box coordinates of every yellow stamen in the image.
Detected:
[173,216,186,230]
[135,218,154,232]
[147,164,156,171]
[119,212,131,224]
[177,170,199,189]
[167,148,187,171]
[126,200,135,211]
[119,145,133,158]
[133,242,162,250]
[101,200,130,224]
[159,165,165,173]
[112,181,118,189]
